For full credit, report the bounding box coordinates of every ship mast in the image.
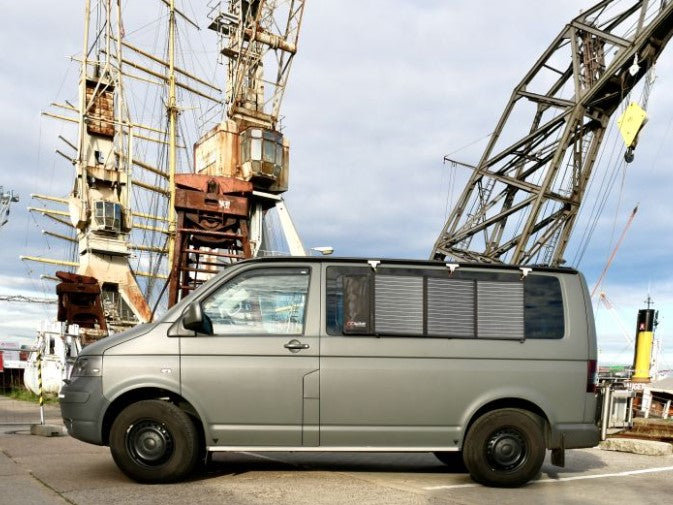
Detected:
[167,0,178,273]
[23,0,223,334]
[70,0,152,331]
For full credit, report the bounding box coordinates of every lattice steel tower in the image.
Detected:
[432,0,673,266]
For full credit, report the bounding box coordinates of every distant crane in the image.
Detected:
[169,0,307,304]
[0,186,19,229]
[432,0,673,266]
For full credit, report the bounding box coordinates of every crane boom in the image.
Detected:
[432,0,673,266]
[209,0,306,128]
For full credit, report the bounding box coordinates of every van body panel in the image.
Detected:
[180,341,319,446]
[102,354,181,402]
[59,257,600,485]
[179,261,321,447]
[102,322,177,356]
[319,352,587,448]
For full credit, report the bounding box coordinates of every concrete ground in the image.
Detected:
[2,397,673,505]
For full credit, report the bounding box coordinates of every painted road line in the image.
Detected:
[425,465,673,490]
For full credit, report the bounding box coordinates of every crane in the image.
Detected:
[0,186,19,229]
[432,0,673,266]
[169,0,307,304]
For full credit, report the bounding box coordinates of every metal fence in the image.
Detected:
[598,381,636,440]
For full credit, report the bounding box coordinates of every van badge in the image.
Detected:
[160,367,173,374]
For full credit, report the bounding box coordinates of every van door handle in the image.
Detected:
[284,339,310,352]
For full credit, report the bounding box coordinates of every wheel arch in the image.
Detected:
[101,387,205,450]
[463,398,551,449]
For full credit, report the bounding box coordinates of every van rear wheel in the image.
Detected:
[110,399,199,483]
[463,409,545,487]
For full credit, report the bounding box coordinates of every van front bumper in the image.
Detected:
[59,376,109,446]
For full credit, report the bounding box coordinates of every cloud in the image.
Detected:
[2,1,673,366]
[593,278,673,368]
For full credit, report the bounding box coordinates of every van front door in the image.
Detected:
[180,265,319,448]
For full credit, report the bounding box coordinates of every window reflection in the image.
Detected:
[203,269,309,335]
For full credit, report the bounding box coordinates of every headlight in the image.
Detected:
[71,356,103,377]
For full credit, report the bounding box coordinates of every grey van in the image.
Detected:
[59,257,599,487]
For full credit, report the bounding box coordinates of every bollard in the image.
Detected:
[37,345,44,425]
[30,337,66,437]
[600,384,611,441]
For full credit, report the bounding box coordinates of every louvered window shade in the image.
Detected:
[427,278,475,337]
[375,275,423,335]
[477,281,524,339]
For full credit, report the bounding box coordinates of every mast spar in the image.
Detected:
[23,0,221,337]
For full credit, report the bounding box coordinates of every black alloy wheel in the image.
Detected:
[462,408,546,487]
[110,399,199,483]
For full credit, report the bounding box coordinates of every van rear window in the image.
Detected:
[326,266,564,339]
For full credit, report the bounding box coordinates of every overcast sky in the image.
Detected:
[1,1,672,369]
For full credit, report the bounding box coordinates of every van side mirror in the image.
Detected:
[182,302,213,335]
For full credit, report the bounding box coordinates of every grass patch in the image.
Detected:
[1,387,59,405]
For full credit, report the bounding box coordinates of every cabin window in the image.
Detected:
[94,201,122,233]
[202,268,309,335]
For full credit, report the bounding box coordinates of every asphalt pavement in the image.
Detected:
[1,396,673,505]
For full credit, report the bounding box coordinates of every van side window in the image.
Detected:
[524,275,564,339]
[202,268,310,335]
[326,266,564,339]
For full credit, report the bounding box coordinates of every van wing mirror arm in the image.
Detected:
[168,302,213,337]
[167,319,196,338]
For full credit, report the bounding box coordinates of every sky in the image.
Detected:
[1,1,672,369]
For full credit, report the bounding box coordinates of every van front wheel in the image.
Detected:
[463,409,545,487]
[110,399,199,483]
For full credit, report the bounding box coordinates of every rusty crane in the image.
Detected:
[432,0,673,267]
[168,0,308,305]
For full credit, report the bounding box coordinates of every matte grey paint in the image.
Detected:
[59,258,599,456]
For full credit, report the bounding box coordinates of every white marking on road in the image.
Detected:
[425,465,673,490]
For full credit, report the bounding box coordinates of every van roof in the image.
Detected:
[237,256,579,275]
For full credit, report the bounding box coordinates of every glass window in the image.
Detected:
[202,268,310,335]
[263,138,276,163]
[250,137,262,161]
[524,275,565,339]
[94,201,121,232]
[326,267,371,335]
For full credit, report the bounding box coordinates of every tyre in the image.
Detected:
[433,452,467,472]
[462,408,545,487]
[109,399,200,483]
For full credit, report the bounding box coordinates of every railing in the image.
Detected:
[598,381,636,440]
